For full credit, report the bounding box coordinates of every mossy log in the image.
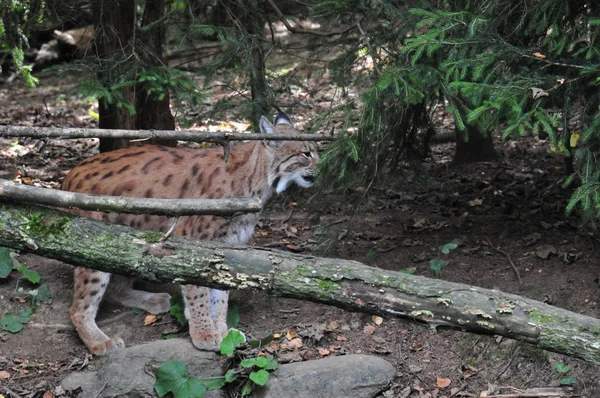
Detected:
[0,202,599,365]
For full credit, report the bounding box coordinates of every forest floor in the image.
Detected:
[1,70,600,398]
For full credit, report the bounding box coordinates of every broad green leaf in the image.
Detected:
[263,357,278,371]
[440,243,458,254]
[219,329,246,356]
[174,377,206,398]
[429,259,447,276]
[560,376,576,385]
[226,303,240,328]
[0,247,12,278]
[155,361,188,397]
[255,357,268,368]
[240,358,257,368]
[1,310,31,333]
[15,264,40,284]
[241,384,253,396]
[249,370,270,386]
[200,377,226,390]
[554,363,569,373]
[224,369,236,383]
[30,284,52,308]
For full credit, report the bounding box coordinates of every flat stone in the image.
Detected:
[61,338,221,398]
[256,354,396,398]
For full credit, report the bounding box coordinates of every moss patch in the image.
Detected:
[26,213,70,237]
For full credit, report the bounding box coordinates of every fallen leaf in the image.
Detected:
[288,337,303,348]
[410,340,424,351]
[43,392,55,398]
[533,51,546,58]
[570,132,580,148]
[436,378,452,388]
[363,325,376,335]
[144,315,157,326]
[327,320,339,330]
[286,329,297,340]
[336,336,348,341]
[468,198,483,207]
[318,347,330,356]
[372,315,383,325]
[290,226,298,234]
[273,333,281,339]
[0,370,10,379]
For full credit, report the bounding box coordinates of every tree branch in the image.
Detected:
[265,0,357,37]
[1,202,600,365]
[0,179,262,216]
[0,125,333,142]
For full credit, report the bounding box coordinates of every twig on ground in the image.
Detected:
[485,236,523,285]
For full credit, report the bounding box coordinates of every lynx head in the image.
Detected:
[260,113,319,194]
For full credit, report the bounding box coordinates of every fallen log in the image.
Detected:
[0,201,599,365]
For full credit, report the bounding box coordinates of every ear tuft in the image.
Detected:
[259,116,276,134]
[274,112,294,127]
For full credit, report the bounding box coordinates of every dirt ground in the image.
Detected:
[1,73,600,398]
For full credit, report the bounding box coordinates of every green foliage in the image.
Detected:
[554,363,576,385]
[226,302,240,329]
[0,247,13,278]
[15,263,40,284]
[1,309,32,333]
[154,361,207,398]
[428,259,446,276]
[155,330,278,397]
[169,294,187,325]
[220,329,246,356]
[440,243,458,255]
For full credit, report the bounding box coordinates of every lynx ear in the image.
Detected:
[259,116,276,135]
[274,112,294,127]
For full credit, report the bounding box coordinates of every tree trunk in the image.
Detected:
[136,0,176,147]
[1,201,599,365]
[94,0,136,152]
[453,124,497,165]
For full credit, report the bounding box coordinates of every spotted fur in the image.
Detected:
[62,113,319,355]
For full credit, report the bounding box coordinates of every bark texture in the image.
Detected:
[0,202,599,365]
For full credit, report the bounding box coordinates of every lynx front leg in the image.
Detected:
[183,285,221,351]
[210,289,230,338]
[70,268,124,356]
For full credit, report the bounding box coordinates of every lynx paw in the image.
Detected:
[143,292,171,314]
[90,337,125,356]
[190,331,222,351]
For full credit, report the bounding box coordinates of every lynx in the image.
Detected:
[62,113,319,355]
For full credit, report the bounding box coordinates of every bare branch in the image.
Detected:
[0,125,333,142]
[265,0,356,37]
[0,179,262,216]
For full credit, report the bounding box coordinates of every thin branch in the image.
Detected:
[265,0,356,38]
[0,179,262,216]
[0,125,333,142]
[485,236,523,285]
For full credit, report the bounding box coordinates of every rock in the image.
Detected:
[256,354,395,398]
[61,338,221,398]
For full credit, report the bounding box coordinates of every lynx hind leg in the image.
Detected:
[70,268,124,356]
[105,275,171,314]
[183,285,223,351]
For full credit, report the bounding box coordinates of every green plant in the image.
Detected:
[429,242,459,276]
[0,247,52,333]
[154,330,278,398]
[554,363,576,386]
